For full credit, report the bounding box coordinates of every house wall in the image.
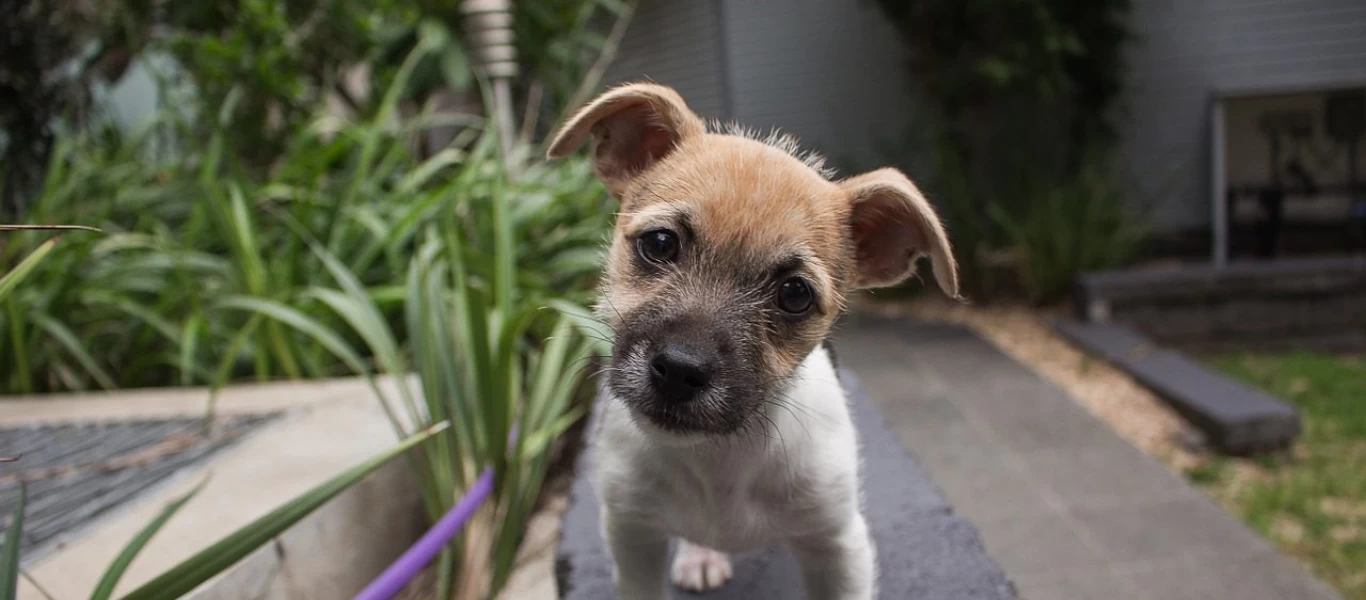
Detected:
[602,0,730,120]
[594,0,1366,233]
[1120,0,1366,230]
[718,0,921,175]
[604,0,922,176]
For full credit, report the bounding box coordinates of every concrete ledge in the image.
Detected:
[0,375,415,427]
[555,370,1018,599]
[1054,320,1301,454]
[1073,256,1366,353]
[12,376,425,600]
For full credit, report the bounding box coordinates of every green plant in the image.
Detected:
[987,158,1146,303]
[869,0,1137,301]
[88,0,633,161]
[0,0,115,216]
[121,423,449,600]
[245,170,610,597]
[0,37,611,395]
[870,0,1131,171]
[89,479,208,600]
[3,8,622,597]
[2,0,632,221]
[0,486,22,600]
[1203,353,1366,600]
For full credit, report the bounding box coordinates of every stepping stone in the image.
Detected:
[1054,320,1301,454]
[556,369,1018,599]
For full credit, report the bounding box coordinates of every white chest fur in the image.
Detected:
[593,346,863,553]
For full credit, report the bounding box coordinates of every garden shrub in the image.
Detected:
[870,0,1142,303]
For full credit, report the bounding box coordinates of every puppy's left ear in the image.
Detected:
[840,168,960,298]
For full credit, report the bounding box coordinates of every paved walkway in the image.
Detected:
[834,313,1342,600]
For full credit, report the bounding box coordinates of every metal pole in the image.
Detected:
[461,0,520,172]
[1211,97,1228,267]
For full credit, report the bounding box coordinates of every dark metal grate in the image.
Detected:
[0,414,279,562]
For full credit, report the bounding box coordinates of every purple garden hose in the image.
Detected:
[352,468,496,600]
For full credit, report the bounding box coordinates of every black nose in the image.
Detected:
[649,344,714,402]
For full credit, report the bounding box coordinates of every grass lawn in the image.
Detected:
[1186,353,1366,600]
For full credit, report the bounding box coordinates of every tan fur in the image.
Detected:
[840,169,960,297]
[546,83,959,600]
[547,82,959,319]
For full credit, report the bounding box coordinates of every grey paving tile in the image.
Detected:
[839,369,952,517]
[849,366,959,434]
[1113,556,1256,600]
[1210,552,1343,600]
[1016,446,1205,511]
[1013,567,1143,600]
[902,437,1054,525]
[945,478,1058,528]
[860,386,976,452]
[960,392,1125,455]
[1068,496,1277,564]
[1115,552,1344,600]
[909,347,1032,389]
[868,341,1129,455]
[848,379,1057,525]
[972,510,1110,579]
[837,314,978,345]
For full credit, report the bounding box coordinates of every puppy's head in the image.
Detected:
[548,84,958,437]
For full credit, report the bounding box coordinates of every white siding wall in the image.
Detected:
[719,0,920,174]
[605,0,1366,232]
[1121,0,1366,229]
[603,0,729,120]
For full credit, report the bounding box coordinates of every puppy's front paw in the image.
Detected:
[671,541,733,592]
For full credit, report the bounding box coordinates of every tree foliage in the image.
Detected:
[0,0,631,214]
[870,0,1139,302]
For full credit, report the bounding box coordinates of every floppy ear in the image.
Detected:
[546,83,706,197]
[840,168,960,298]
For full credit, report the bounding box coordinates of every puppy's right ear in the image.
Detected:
[546,83,705,197]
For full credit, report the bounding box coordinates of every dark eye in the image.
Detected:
[636,229,680,265]
[776,277,815,314]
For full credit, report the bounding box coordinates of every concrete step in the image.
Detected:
[1072,256,1366,353]
[1053,320,1301,454]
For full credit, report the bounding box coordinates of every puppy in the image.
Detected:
[547,84,958,600]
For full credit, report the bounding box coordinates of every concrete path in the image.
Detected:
[833,313,1342,600]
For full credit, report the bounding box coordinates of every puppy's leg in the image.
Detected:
[602,510,671,600]
[671,539,733,592]
[790,515,876,600]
